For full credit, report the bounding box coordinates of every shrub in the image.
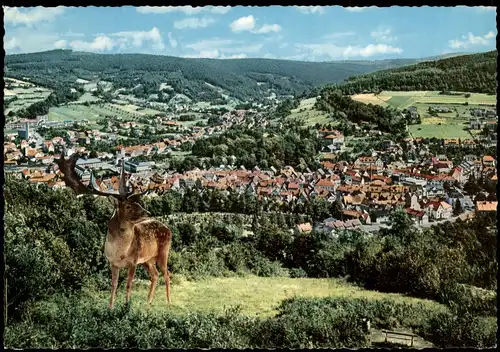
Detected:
[5,295,371,349]
[419,311,497,348]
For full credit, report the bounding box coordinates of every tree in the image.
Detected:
[453,199,463,216]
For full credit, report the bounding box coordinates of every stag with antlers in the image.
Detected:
[55,153,172,308]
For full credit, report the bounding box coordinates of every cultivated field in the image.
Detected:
[49,102,163,124]
[4,78,52,114]
[352,91,496,110]
[351,93,391,107]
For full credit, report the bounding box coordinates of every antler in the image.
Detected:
[55,150,149,201]
[55,151,122,198]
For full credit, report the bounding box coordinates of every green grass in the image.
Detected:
[77,92,102,103]
[408,122,472,139]
[354,91,497,110]
[386,95,416,109]
[4,83,52,113]
[59,276,447,319]
[286,97,334,126]
[49,105,115,122]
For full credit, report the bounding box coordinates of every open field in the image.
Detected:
[49,105,115,122]
[77,92,102,103]
[37,276,447,318]
[408,118,472,139]
[4,78,52,114]
[287,97,335,126]
[352,91,496,110]
[351,90,496,139]
[48,102,163,123]
[351,93,391,107]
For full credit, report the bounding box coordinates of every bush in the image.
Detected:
[276,296,440,331]
[419,312,497,348]
[5,295,371,349]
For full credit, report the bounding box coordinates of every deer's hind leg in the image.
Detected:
[142,259,159,305]
[157,246,171,304]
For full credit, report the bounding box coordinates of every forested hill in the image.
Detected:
[332,50,497,94]
[5,49,424,102]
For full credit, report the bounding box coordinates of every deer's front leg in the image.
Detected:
[109,265,120,309]
[125,265,137,304]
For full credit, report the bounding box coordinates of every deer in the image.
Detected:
[55,152,172,308]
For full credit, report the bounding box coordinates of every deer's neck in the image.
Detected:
[108,211,150,234]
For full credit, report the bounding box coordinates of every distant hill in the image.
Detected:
[332,51,497,94]
[5,49,428,103]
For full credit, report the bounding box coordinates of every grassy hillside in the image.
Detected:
[4,49,425,103]
[336,51,497,94]
[73,275,447,317]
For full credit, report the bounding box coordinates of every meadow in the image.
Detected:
[74,275,446,318]
[286,97,336,126]
[352,91,496,110]
[4,82,52,114]
[48,102,164,124]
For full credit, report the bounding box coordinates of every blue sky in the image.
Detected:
[4,6,497,61]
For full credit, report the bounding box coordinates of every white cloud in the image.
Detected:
[209,6,231,15]
[222,53,248,59]
[110,27,165,51]
[136,6,230,15]
[67,27,165,53]
[4,26,63,53]
[370,27,397,42]
[295,6,326,14]
[448,31,496,49]
[185,50,248,59]
[476,6,496,12]
[168,32,178,48]
[54,39,67,49]
[295,42,402,60]
[230,15,281,34]
[185,38,262,59]
[4,37,20,51]
[174,17,215,29]
[230,15,256,32]
[184,49,220,58]
[70,35,115,52]
[254,24,281,34]
[345,7,367,12]
[4,6,65,27]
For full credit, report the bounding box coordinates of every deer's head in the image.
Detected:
[55,151,150,221]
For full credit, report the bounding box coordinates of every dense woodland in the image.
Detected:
[333,51,497,94]
[191,124,321,171]
[4,176,497,348]
[6,49,426,103]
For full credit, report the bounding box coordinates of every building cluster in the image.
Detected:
[10,139,497,232]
